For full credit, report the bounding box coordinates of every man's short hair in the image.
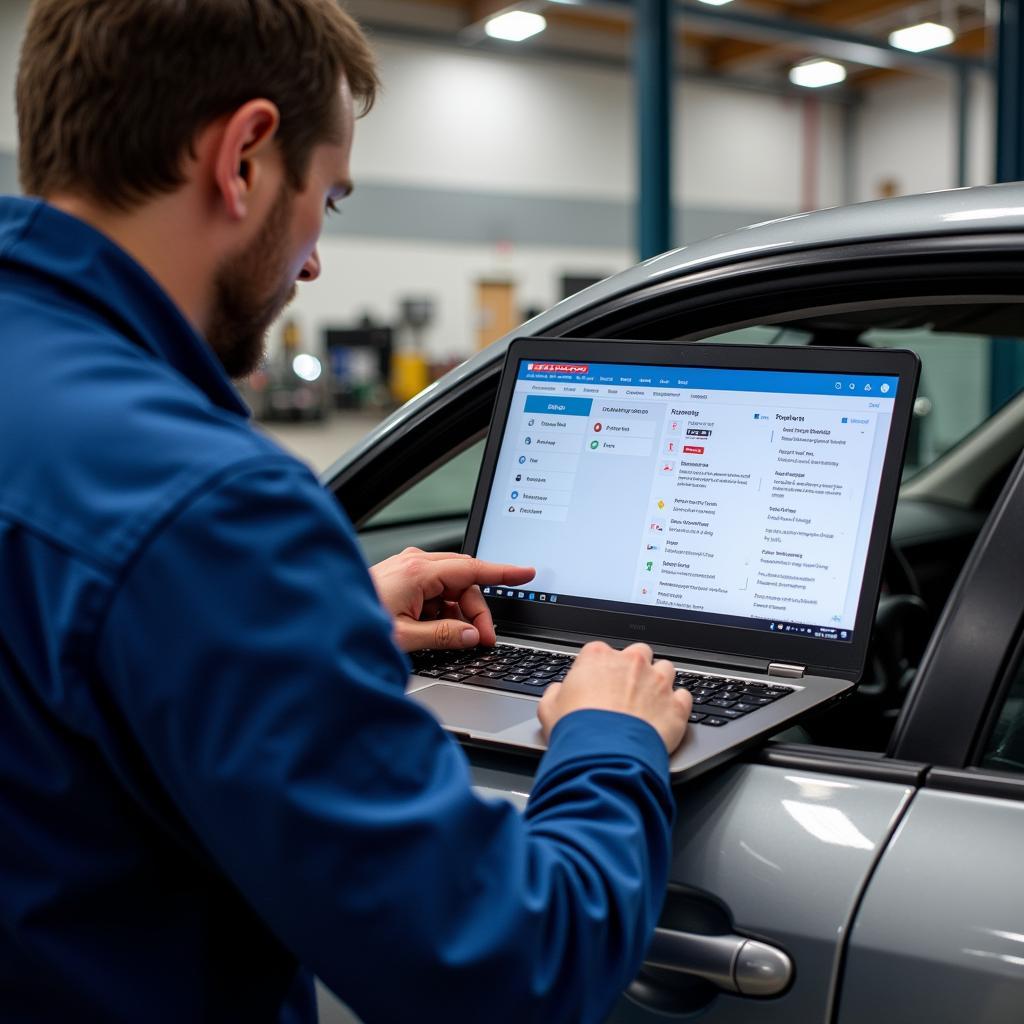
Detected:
[17,0,379,209]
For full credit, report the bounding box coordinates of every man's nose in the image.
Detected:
[299,247,321,283]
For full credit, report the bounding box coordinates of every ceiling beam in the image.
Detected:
[676,0,987,73]
[849,24,992,85]
[468,0,516,21]
[542,5,718,48]
[387,0,986,77]
[708,0,924,70]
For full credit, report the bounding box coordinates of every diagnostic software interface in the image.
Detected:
[475,358,902,645]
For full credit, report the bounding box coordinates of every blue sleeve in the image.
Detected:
[96,457,675,1024]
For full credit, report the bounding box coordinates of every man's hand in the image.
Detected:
[538,642,692,753]
[369,547,535,652]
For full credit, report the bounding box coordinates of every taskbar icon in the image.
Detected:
[484,587,559,604]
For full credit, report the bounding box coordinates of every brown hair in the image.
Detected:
[17,0,379,209]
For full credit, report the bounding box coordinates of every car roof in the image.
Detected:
[540,182,1024,326]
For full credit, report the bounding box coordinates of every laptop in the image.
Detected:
[408,337,920,779]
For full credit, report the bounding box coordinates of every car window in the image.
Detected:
[362,440,484,528]
[980,650,1024,775]
[703,308,1024,478]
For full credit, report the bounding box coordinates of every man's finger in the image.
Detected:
[458,585,496,646]
[403,549,473,562]
[537,683,562,739]
[673,688,693,715]
[396,617,480,653]
[654,659,676,686]
[421,557,535,601]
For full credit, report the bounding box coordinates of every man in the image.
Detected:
[0,2,692,1022]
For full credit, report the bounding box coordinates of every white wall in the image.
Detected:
[289,236,630,362]
[299,40,848,356]
[677,83,844,212]
[356,41,634,200]
[969,72,995,187]
[854,69,995,202]
[0,0,29,150]
[362,39,844,215]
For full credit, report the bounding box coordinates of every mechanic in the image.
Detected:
[0,2,692,1022]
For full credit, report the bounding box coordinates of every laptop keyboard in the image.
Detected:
[410,644,795,727]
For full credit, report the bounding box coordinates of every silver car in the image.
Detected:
[323,183,1024,1022]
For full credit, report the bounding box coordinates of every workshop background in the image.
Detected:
[0,0,998,475]
[2,2,1018,1021]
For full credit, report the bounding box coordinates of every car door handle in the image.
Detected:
[638,926,793,997]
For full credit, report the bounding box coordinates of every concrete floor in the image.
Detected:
[260,410,389,475]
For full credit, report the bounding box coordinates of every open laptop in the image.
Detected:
[408,338,920,779]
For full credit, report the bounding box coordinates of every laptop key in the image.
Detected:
[702,716,729,727]
[441,672,470,682]
[688,712,707,723]
[712,707,746,719]
[691,704,746,719]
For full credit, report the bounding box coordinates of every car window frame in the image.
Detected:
[889,446,1024,772]
[332,235,1024,527]
[328,233,1024,780]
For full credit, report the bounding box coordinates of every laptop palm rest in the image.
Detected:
[416,684,537,735]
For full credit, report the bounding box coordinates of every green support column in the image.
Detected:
[634,0,674,260]
[992,0,1024,411]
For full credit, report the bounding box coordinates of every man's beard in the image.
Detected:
[207,185,299,380]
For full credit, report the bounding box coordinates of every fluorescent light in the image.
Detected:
[696,0,734,5]
[889,21,955,52]
[789,59,847,89]
[485,11,547,42]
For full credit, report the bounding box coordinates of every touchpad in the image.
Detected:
[414,684,537,735]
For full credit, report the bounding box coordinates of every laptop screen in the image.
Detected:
[475,357,902,648]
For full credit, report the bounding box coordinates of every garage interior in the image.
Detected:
[2,0,1011,476]
[5,4,1024,1023]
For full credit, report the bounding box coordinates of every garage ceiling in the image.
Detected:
[343,0,991,89]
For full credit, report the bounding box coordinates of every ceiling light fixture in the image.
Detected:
[789,59,847,89]
[484,10,548,42]
[696,0,735,6]
[888,21,956,53]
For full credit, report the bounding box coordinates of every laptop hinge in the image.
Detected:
[768,662,806,679]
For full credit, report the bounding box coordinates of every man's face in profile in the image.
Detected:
[207,80,355,380]
[207,183,297,379]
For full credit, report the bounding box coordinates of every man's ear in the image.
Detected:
[212,99,282,222]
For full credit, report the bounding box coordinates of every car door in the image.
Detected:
[324,230,1024,1023]
[836,449,1024,1024]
